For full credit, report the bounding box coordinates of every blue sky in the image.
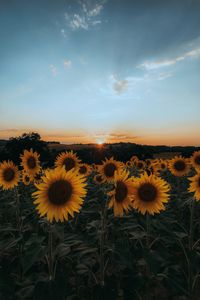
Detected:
[0,0,200,145]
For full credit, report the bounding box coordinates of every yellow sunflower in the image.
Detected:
[131,172,170,215]
[191,151,200,170]
[136,160,146,171]
[188,173,200,201]
[168,156,190,177]
[0,160,19,190]
[55,150,81,172]
[126,161,133,168]
[108,170,135,217]
[98,157,122,183]
[22,172,31,186]
[78,163,91,177]
[93,174,104,184]
[20,149,40,178]
[32,168,87,222]
[158,160,168,172]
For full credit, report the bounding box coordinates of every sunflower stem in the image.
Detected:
[188,198,195,299]
[48,223,54,281]
[145,213,151,300]
[100,200,107,288]
[15,187,23,282]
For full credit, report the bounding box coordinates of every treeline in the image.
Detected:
[0,132,199,166]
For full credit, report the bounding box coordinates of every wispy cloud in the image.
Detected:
[139,47,200,70]
[65,1,105,31]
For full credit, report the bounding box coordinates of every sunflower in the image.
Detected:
[131,172,170,215]
[159,160,168,172]
[108,170,135,217]
[136,160,146,171]
[0,161,19,190]
[55,150,81,172]
[78,163,91,177]
[20,149,40,178]
[93,174,104,184]
[168,156,190,177]
[126,161,133,168]
[22,172,31,186]
[98,157,122,183]
[32,168,87,222]
[188,173,200,201]
[191,151,200,170]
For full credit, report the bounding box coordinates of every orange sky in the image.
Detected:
[0,128,199,146]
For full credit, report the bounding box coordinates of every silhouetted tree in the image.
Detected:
[3,132,51,165]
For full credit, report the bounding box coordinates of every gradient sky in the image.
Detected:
[1,0,200,145]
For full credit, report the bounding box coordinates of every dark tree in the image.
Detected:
[3,132,51,166]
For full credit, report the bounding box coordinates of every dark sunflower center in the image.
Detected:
[79,165,87,174]
[174,160,186,171]
[194,155,200,165]
[138,183,157,202]
[137,162,143,169]
[115,181,128,203]
[161,163,166,169]
[48,180,73,206]
[27,156,37,169]
[63,158,75,171]
[104,163,117,177]
[96,175,102,182]
[3,168,15,182]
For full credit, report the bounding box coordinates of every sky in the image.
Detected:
[0,0,200,146]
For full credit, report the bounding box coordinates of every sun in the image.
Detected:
[96,139,105,145]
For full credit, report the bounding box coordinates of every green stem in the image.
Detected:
[48,224,53,281]
[100,202,107,287]
[145,213,150,300]
[15,187,23,281]
[188,199,195,299]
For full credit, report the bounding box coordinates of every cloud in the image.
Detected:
[49,64,57,76]
[139,47,200,70]
[114,79,128,94]
[64,59,72,68]
[65,1,105,31]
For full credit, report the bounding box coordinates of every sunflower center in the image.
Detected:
[137,162,143,169]
[174,160,186,171]
[79,165,87,174]
[104,163,117,177]
[194,155,200,166]
[27,156,37,169]
[96,175,102,182]
[63,158,75,171]
[115,181,128,203]
[48,180,73,206]
[138,183,157,202]
[161,163,165,169]
[3,168,15,182]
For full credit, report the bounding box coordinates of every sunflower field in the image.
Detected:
[1,149,200,300]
